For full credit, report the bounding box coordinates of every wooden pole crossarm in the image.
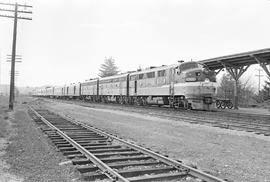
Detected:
[0,2,32,8]
[7,58,22,60]
[17,4,32,8]
[17,16,32,20]
[0,8,32,14]
[0,14,32,20]
[7,54,22,57]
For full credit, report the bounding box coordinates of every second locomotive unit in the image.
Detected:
[34,61,217,110]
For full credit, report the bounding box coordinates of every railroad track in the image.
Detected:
[28,105,227,182]
[53,98,270,120]
[150,113,270,136]
[42,98,270,136]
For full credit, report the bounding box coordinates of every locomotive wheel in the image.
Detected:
[216,101,221,108]
[119,97,123,104]
[227,102,233,109]
[135,98,143,106]
[142,98,147,106]
[220,101,226,109]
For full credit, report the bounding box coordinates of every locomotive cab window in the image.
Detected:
[179,62,198,72]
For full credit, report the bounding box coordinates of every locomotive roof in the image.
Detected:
[129,64,178,75]
[64,83,80,87]
[80,79,98,86]
[99,73,129,81]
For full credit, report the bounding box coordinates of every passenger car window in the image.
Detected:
[138,74,144,79]
[158,70,165,77]
[146,72,155,78]
[130,75,137,81]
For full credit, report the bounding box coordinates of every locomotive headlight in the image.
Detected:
[185,77,196,82]
[203,69,209,74]
[205,78,210,82]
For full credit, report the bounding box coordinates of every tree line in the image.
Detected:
[217,73,270,107]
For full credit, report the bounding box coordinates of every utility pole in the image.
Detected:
[0,52,1,88]
[0,2,32,110]
[256,69,264,94]
[7,54,22,98]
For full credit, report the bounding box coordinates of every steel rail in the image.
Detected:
[67,99,270,132]
[54,110,227,182]
[52,98,270,135]
[29,106,129,182]
[151,113,270,135]
[52,98,270,121]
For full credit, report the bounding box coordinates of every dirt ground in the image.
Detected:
[43,99,270,182]
[0,97,22,182]
[0,96,81,182]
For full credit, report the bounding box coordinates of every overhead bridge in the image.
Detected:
[199,48,270,109]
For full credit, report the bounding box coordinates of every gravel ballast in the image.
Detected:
[0,96,81,182]
[43,100,270,182]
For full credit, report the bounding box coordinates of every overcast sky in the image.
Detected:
[0,0,269,89]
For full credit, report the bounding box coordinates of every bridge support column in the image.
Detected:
[251,55,270,79]
[215,68,223,75]
[219,61,250,109]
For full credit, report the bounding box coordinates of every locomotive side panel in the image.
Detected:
[53,87,62,98]
[99,75,128,96]
[99,74,129,103]
[81,81,97,96]
[45,87,54,97]
[67,85,74,96]
[80,80,98,101]
[74,83,81,97]
[129,66,174,97]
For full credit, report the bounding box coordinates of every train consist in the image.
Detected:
[33,61,217,110]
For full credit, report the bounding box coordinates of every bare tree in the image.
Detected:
[217,73,256,106]
[257,80,270,102]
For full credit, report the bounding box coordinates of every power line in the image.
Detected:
[0,2,32,110]
[0,2,32,8]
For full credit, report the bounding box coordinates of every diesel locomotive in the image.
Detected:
[33,61,217,110]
